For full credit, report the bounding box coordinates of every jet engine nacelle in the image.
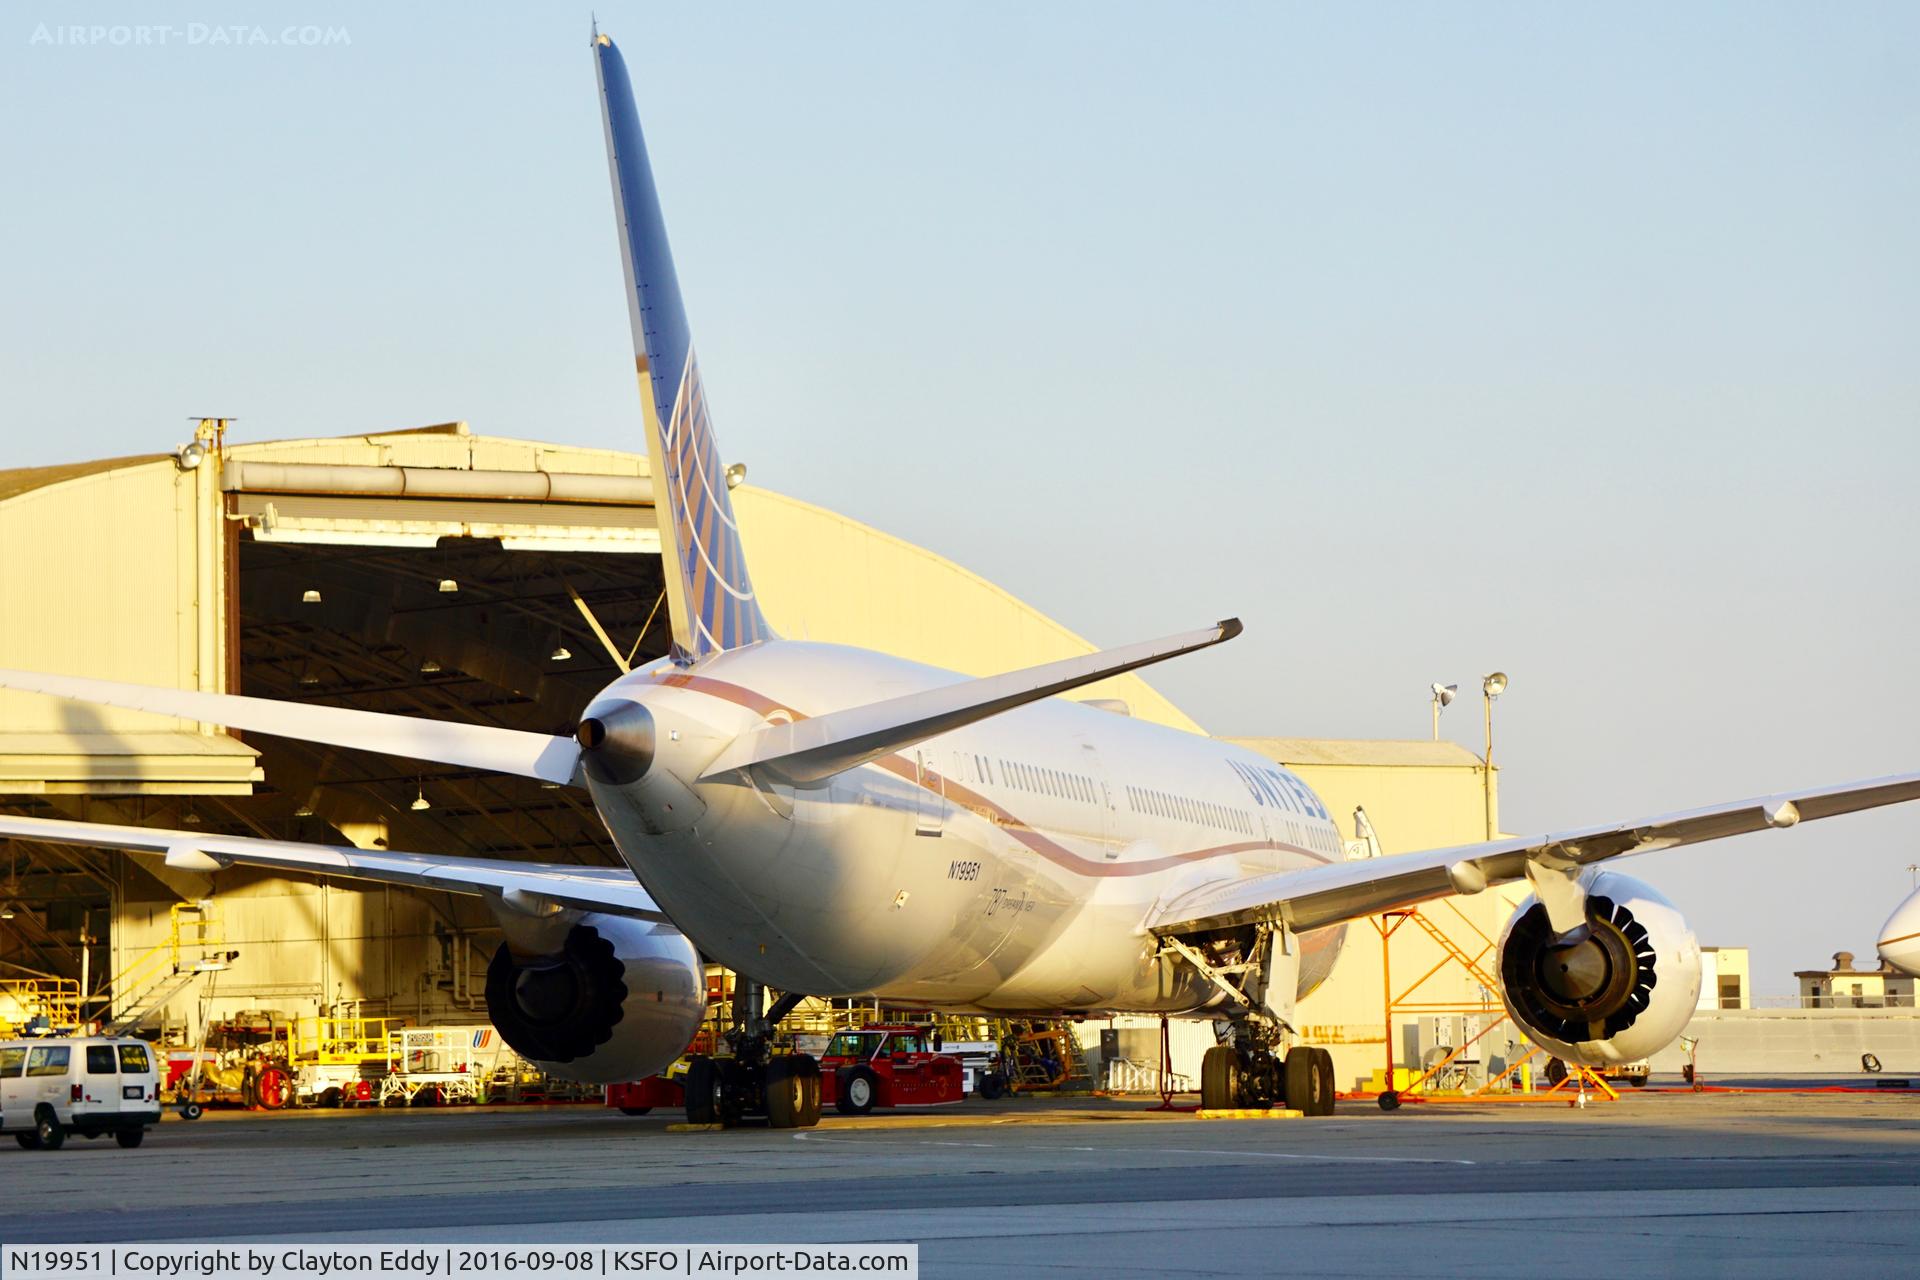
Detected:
[484,913,705,1085]
[1497,870,1701,1068]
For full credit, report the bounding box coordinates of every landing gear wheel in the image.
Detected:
[34,1106,65,1151]
[715,1058,749,1127]
[1283,1047,1326,1115]
[766,1056,811,1129]
[1201,1045,1242,1110]
[15,1132,41,1150]
[682,1056,720,1125]
[1308,1047,1337,1115]
[1378,1090,1401,1111]
[115,1129,145,1149]
[178,1102,203,1121]
[835,1064,879,1115]
[793,1055,822,1127]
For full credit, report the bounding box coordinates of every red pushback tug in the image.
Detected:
[816,1024,964,1115]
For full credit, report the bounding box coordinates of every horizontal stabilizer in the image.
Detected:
[702,619,1243,784]
[0,669,581,785]
[0,813,664,920]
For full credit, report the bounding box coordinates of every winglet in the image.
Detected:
[702,618,1241,784]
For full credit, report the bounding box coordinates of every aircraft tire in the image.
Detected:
[683,1056,719,1125]
[1283,1047,1324,1115]
[766,1057,806,1129]
[1200,1045,1241,1110]
[793,1055,822,1127]
[835,1065,878,1116]
[1309,1047,1337,1115]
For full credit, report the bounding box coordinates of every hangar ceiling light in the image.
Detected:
[550,646,573,662]
[438,578,459,594]
[302,589,323,604]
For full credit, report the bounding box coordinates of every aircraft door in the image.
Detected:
[914,750,944,837]
[1079,738,1116,859]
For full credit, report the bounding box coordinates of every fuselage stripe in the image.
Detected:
[643,670,1337,879]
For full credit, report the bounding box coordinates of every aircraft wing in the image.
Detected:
[0,814,666,921]
[0,669,582,785]
[1148,769,1920,936]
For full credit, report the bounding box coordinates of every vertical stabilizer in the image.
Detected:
[594,32,772,662]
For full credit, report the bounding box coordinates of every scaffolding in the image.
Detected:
[0,976,81,1034]
[1370,901,1617,1108]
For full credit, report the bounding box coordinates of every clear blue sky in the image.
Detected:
[3,3,1916,994]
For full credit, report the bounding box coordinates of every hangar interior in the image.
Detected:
[0,422,1505,1093]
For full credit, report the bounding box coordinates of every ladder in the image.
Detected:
[100,901,233,1034]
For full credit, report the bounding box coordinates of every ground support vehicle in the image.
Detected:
[817,1025,965,1115]
[288,1015,407,1107]
[0,1037,161,1150]
[379,1027,489,1106]
[605,1074,683,1115]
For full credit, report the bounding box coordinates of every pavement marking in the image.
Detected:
[1152,1146,1476,1165]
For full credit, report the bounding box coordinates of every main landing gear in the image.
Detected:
[682,983,823,1130]
[1200,1035,1336,1116]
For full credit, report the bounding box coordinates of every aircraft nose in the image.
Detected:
[1876,887,1920,977]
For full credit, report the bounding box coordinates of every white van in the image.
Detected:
[0,1037,162,1150]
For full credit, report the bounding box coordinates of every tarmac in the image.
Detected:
[3,1089,1919,1277]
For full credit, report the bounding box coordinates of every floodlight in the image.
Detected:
[725,462,747,490]
[174,440,207,471]
[1483,672,1508,697]
[1431,683,1458,708]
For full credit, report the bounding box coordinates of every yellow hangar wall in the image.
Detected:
[732,488,1199,732]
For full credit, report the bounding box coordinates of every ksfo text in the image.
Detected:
[610,1253,910,1275]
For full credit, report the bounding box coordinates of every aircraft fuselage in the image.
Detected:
[583,639,1347,1016]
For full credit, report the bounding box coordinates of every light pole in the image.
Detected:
[1429,684,1457,741]
[1481,672,1508,840]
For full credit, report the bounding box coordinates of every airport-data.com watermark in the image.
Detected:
[28,22,351,47]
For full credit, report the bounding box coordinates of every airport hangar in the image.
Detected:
[0,421,1510,1090]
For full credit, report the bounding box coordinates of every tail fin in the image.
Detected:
[594,31,773,663]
